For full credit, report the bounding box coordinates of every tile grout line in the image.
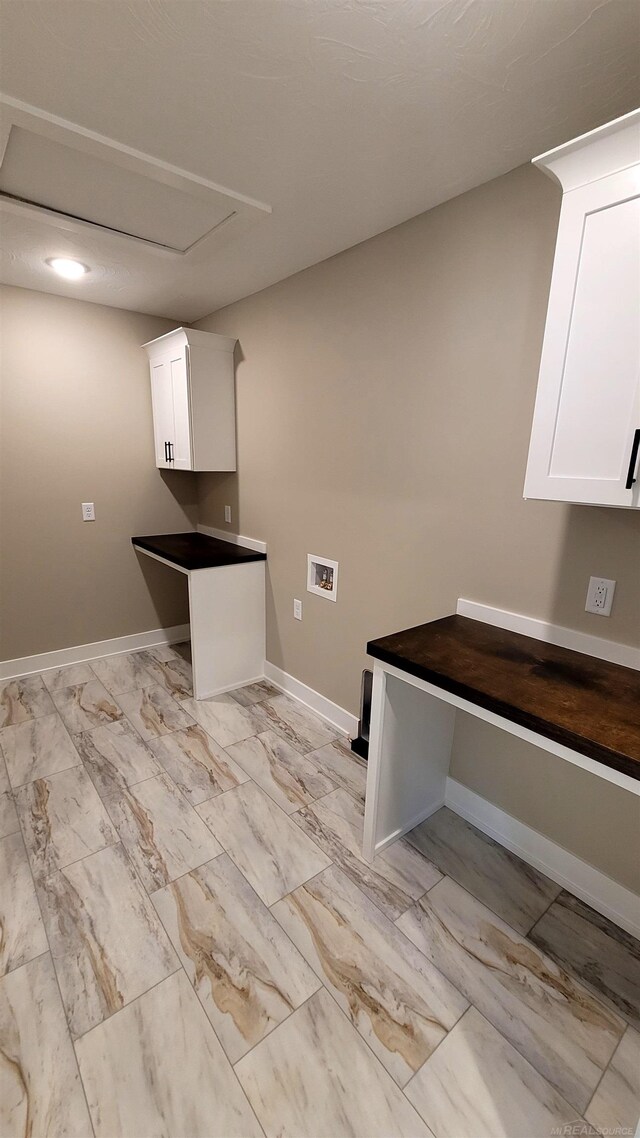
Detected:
[394,872,629,1114]
[9,756,82,794]
[400,1001,474,1103]
[258,864,467,1097]
[70,961,185,1046]
[523,894,638,1035]
[582,1022,631,1118]
[224,743,341,816]
[266,860,336,911]
[399,1001,590,1128]
[176,681,341,760]
[10,670,231,1033]
[144,847,227,897]
[242,974,440,1125]
[231,985,322,1073]
[0,947,51,981]
[290,793,447,927]
[404,827,561,940]
[124,839,270,1138]
[524,886,563,940]
[12,672,605,953]
[289,791,451,933]
[523,900,634,1036]
[194,794,335,891]
[9,706,132,878]
[10,666,635,1132]
[54,692,125,746]
[10,799,99,1138]
[404,817,638,1027]
[3,699,85,790]
[170,708,362,818]
[238,692,342,756]
[0,678,56,726]
[324,869,482,1024]
[90,728,255,844]
[3,748,21,851]
[2,671,350,1133]
[32,833,122,880]
[87,649,168,701]
[22,764,196,1073]
[147,721,264,811]
[97,788,223,897]
[61,688,311,899]
[75,709,175,810]
[149,845,324,1077]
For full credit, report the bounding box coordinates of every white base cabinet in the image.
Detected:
[524,109,640,509]
[144,327,237,472]
[188,562,265,699]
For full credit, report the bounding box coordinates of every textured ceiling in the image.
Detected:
[0,0,639,320]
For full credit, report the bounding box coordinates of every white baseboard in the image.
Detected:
[446,777,640,939]
[456,598,640,671]
[373,797,445,856]
[263,660,359,739]
[0,623,191,681]
[197,523,267,555]
[198,675,265,700]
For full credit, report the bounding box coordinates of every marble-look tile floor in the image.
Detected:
[0,646,639,1138]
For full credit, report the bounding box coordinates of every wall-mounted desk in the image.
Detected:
[363,615,640,863]
[132,531,266,699]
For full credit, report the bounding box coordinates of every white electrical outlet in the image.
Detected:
[81,502,95,522]
[585,576,616,616]
[293,598,303,620]
[224,505,232,524]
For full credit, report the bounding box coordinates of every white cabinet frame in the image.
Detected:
[132,543,266,699]
[363,658,640,864]
[144,327,237,472]
[524,109,640,509]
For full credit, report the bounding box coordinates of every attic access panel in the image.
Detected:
[0,125,236,252]
[0,97,270,258]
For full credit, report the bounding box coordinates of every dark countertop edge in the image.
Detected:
[366,641,639,783]
[131,533,266,570]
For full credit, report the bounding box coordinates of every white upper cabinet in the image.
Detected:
[143,327,237,472]
[524,110,640,508]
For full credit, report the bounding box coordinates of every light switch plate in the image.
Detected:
[81,502,95,521]
[585,576,615,616]
[224,505,232,524]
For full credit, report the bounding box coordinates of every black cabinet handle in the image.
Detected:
[164,441,168,462]
[168,441,173,463]
[625,428,640,490]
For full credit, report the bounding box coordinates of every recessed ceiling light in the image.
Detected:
[45,257,89,280]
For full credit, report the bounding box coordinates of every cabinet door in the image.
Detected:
[525,167,640,507]
[149,359,174,468]
[168,350,192,469]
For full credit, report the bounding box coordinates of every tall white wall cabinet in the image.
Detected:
[524,109,640,508]
[143,327,237,472]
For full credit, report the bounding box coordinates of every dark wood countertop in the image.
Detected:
[132,532,266,571]
[367,615,640,782]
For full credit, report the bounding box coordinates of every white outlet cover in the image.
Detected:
[585,576,616,616]
[224,505,232,523]
[81,502,95,521]
[293,598,302,620]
